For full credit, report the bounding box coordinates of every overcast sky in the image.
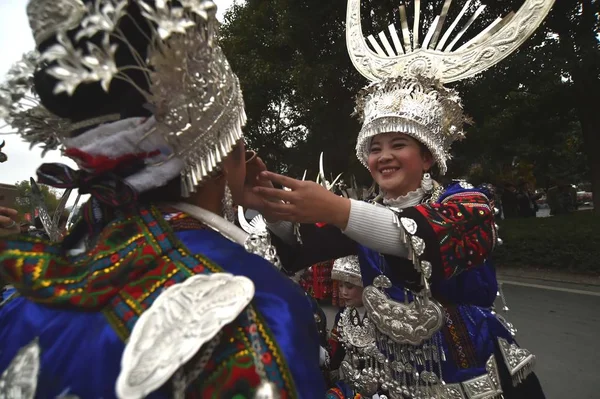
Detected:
[0,0,238,196]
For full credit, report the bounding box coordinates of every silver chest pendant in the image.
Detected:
[354,260,447,398]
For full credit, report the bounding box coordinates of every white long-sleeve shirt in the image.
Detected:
[268,192,425,256]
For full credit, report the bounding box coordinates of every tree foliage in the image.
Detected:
[495,210,600,274]
[546,0,600,211]
[220,0,598,199]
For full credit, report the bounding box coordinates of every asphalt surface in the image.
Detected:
[322,279,600,399]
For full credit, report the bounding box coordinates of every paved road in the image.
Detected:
[322,279,600,399]
[498,281,599,399]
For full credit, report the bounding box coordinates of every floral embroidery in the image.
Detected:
[187,309,296,398]
[442,306,478,369]
[0,205,197,313]
[416,191,495,279]
[0,204,297,397]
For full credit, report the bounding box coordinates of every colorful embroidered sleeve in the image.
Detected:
[398,186,497,280]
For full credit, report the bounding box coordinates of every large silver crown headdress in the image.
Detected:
[347,0,555,174]
[354,76,466,175]
[332,255,363,287]
[3,0,245,197]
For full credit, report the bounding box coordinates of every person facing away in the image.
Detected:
[0,1,324,398]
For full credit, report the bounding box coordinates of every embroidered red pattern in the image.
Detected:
[416,192,495,279]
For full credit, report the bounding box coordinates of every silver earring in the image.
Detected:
[222,184,235,223]
[421,172,433,193]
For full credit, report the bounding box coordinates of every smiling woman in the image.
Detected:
[367,133,433,199]
[238,0,556,397]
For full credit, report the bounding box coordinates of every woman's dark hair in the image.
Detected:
[417,141,431,159]
[417,141,440,178]
[33,0,153,129]
[139,177,183,204]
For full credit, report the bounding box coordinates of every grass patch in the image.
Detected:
[494,210,600,275]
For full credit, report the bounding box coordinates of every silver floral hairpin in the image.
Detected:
[0,52,69,155]
[8,0,244,196]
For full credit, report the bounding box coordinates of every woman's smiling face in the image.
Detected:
[367,132,433,198]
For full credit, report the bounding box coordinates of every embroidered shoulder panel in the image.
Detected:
[102,208,234,339]
[415,191,495,279]
[0,206,207,314]
[185,307,297,398]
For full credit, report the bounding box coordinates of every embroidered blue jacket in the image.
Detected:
[0,215,325,398]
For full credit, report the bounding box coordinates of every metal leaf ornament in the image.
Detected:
[44,34,93,96]
[138,0,195,40]
[81,36,119,92]
[0,52,67,155]
[75,0,128,41]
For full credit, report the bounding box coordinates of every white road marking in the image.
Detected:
[500,280,600,297]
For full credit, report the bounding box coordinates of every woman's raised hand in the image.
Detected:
[239,155,280,219]
[245,155,273,190]
[0,207,19,237]
[252,171,351,229]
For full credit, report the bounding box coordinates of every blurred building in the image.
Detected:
[0,183,17,208]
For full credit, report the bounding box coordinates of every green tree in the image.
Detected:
[546,0,600,212]
[221,0,595,195]
[453,25,587,189]
[220,0,375,181]
[450,0,598,199]
[14,180,62,222]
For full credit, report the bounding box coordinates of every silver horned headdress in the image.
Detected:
[5,0,245,197]
[332,255,363,287]
[347,0,555,174]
